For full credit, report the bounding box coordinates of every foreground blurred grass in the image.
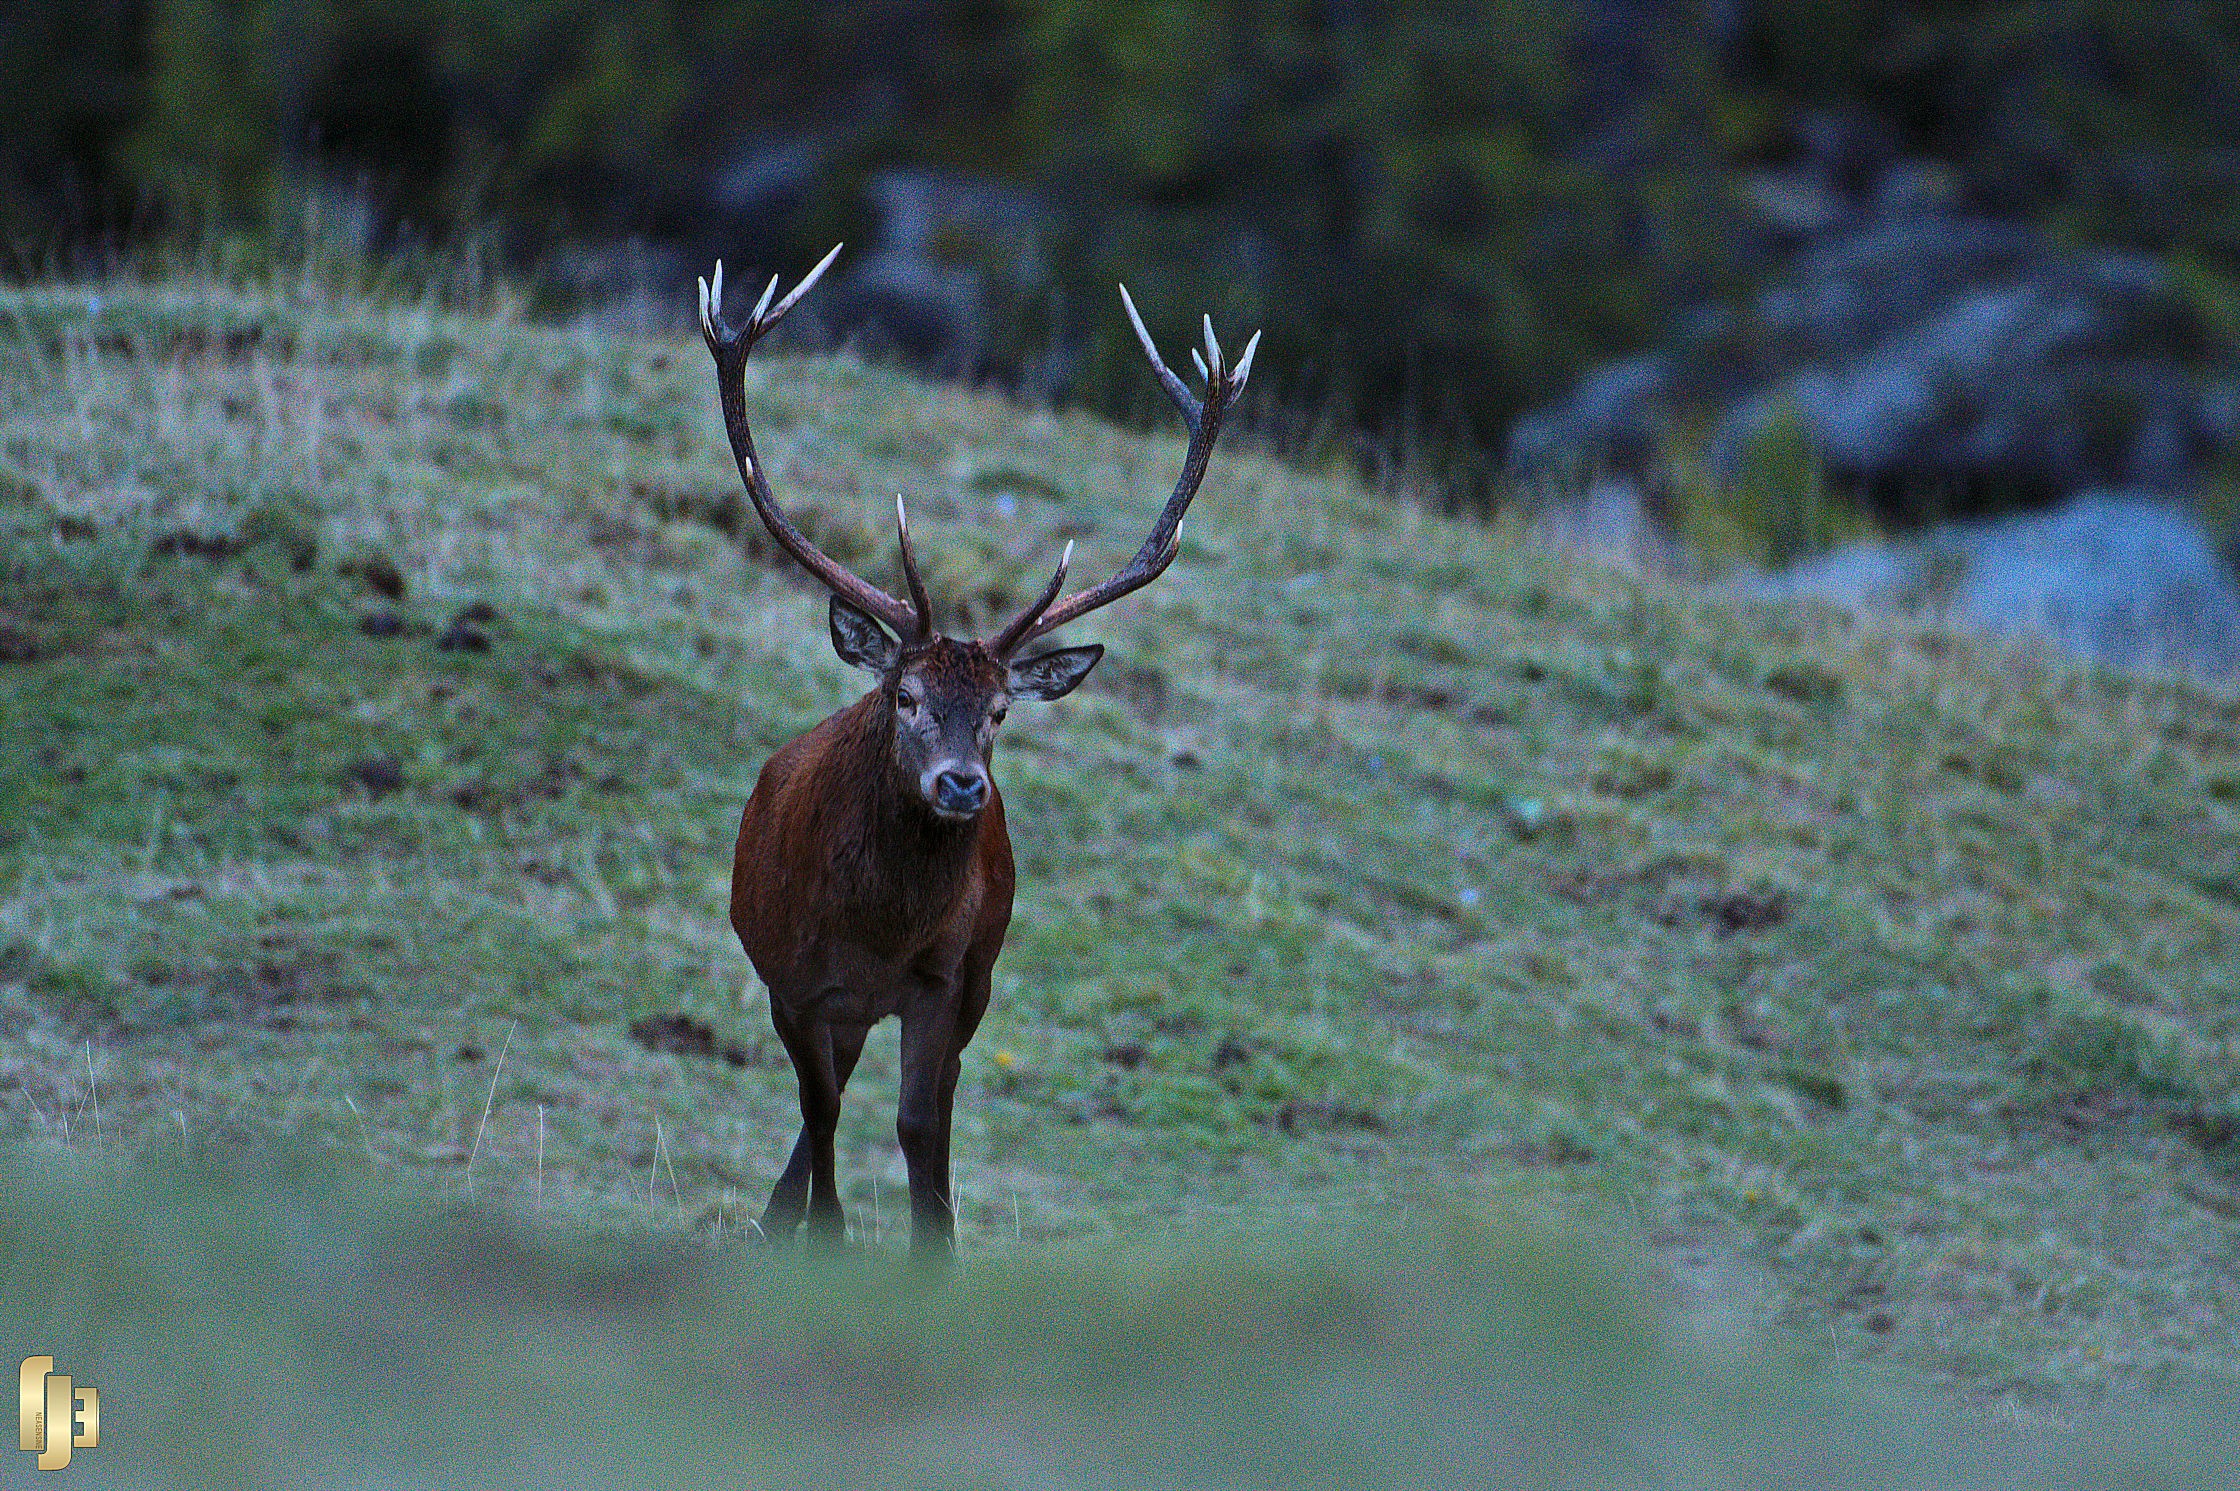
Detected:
[6,1146,2235,1490]
[2,270,2240,1443]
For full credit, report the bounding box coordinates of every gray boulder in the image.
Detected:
[1939,494,2240,676]
[1511,171,2226,506]
[1528,476,1676,573]
[1743,492,2240,679]
[1507,353,1672,471]
[1741,540,1927,612]
[1718,248,2203,496]
[818,170,1060,384]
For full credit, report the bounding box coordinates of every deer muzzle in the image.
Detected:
[926,765,991,818]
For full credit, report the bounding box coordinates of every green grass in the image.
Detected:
[9,1148,2240,1490]
[4,271,2240,1456]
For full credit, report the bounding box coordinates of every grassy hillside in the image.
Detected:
[4,271,2240,1438]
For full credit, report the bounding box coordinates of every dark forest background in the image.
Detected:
[10,1,2240,514]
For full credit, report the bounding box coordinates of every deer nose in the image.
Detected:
[932,767,989,815]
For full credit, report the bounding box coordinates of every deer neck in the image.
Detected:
[823,692,983,927]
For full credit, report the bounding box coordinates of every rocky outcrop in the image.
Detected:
[1510,123,2235,513]
[1517,109,2240,681]
[703,154,1059,384]
[1718,224,2210,505]
[818,171,1055,379]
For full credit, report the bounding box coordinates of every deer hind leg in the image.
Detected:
[769,1008,849,1248]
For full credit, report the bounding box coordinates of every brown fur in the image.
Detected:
[729,637,1027,1257]
[730,679,1014,1021]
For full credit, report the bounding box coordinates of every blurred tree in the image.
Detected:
[6,1,2239,507]
[1019,0,1728,500]
[0,0,149,243]
[128,0,283,220]
[1729,0,2240,257]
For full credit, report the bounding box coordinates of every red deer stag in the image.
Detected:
[697,245,1258,1258]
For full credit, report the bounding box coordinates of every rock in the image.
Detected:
[1507,354,1671,470]
[1739,540,1927,611]
[831,250,987,372]
[1739,170,1851,240]
[813,170,1058,381]
[1871,160,1963,217]
[1511,157,2225,511]
[1530,477,1676,574]
[1777,364,1939,472]
[1938,494,2240,676]
[866,170,1050,274]
[709,137,825,222]
[1765,217,2048,358]
[1718,268,2202,499]
[1790,108,1901,194]
[1742,492,2240,679]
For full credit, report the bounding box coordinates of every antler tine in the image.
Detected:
[894,494,933,641]
[1234,329,1262,389]
[986,539,1074,657]
[1118,285,1198,422]
[992,290,1259,652]
[700,246,920,638]
[701,242,844,357]
[763,241,843,330]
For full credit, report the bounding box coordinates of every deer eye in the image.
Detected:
[989,704,1007,726]
[897,687,920,714]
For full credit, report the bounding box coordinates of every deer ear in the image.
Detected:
[1007,643,1103,701]
[829,596,900,675]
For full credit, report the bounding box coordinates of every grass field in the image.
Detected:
[14,1147,2240,1490]
[3,270,2239,1484]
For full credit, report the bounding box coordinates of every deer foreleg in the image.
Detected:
[763,1023,868,1240]
[896,1004,958,1261]
[931,1019,990,1219]
[770,1007,846,1248]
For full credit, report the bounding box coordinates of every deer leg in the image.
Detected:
[920,1034,984,1245]
[930,1051,964,1205]
[762,1023,869,1240]
[769,1007,846,1248]
[895,962,995,1261]
[896,1003,958,1261]
[938,957,997,1238]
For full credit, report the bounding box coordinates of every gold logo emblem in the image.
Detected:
[18,1357,99,1472]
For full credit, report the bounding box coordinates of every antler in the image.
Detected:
[989,286,1260,657]
[699,245,930,642]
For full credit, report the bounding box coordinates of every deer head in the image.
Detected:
[698,246,1258,823]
